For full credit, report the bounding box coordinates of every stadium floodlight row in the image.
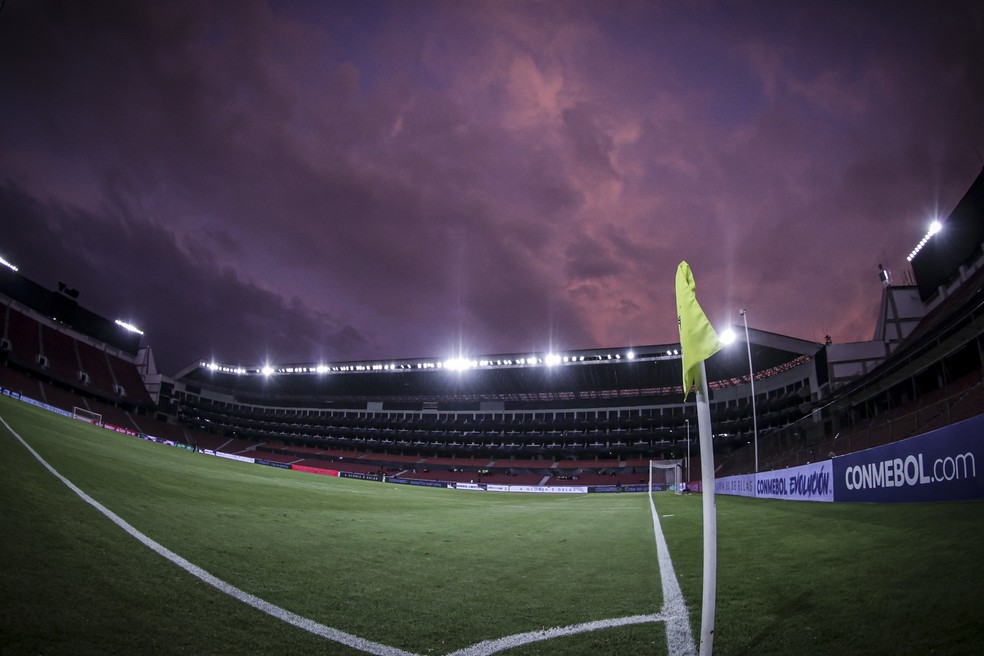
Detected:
[168,332,824,477]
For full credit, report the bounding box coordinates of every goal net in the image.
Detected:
[72,406,103,427]
[648,460,684,495]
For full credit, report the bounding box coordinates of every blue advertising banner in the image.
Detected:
[402,479,447,488]
[834,413,983,503]
[755,460,834,502]
[715,473,756,498]
[255,459,292,469]
[713,463,833,502]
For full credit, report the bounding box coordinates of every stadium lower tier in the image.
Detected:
[5,355,981,487]
[213,440,668,487]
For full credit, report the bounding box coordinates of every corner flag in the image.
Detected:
[675,261,722,399]
[675,260,721,656]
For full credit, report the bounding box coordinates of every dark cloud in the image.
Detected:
[0,183,368,373]
[1,0,982,374]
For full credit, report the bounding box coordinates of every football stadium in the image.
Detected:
[2,170,983,654]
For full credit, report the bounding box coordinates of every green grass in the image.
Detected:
[0,396,661,655]
[656,491,984,655]
[1,394,983,655]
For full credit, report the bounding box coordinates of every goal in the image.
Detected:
[72,406,103,427]
[648,460,684,495]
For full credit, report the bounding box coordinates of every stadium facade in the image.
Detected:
[2,168,982,487]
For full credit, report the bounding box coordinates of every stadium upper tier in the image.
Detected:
[176,333,821,405]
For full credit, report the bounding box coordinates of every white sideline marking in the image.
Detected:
[649,493,698,656]
[0,416,416,656]
[3,413,690,655]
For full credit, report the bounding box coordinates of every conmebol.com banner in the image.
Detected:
[834,413,983,503]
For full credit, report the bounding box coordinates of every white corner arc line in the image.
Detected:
[648,493,698,656]
[445,613,663,656]
[3,414,684,656]
[0,416,419,656]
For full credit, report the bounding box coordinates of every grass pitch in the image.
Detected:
[1,394,983,655]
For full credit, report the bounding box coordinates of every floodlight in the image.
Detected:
[444,357,475,371]
[626,351,635,359]
[545,353,561,366]
[907,219,943,262]
[0,255,17,272]
[114,319,144,335]
[261,365,274,376]
[719,328,737,345]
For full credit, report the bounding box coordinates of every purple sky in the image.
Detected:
[2,1,982,375]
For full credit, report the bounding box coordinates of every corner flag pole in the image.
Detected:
[675,261,721,656]
[695,360,717,656]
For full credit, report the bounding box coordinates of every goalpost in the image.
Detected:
[72,406,103,427]
[648,459,684,495]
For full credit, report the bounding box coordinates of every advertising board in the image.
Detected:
[833,414,982,503]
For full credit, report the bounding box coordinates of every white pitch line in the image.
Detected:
[445,613,664,656]
[3,413,686,656]
[648,493,698,656]
[0,416,419,656]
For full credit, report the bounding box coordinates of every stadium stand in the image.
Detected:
[39,324,80,384]
[251,450,302,464]
[86,398,140,431]
[2,168,982,488]
[187,432,230,452]
[75,341,117,398]
[358,453,423,464]
[421,456,493,468]
[128,414,191,444]
[393,470,484,484]
[5,304,42,367]
[107,351,153,404]
[160,168,984,485]
[215,437,264,455]
[0,364,41,398]
[39,382,83,413]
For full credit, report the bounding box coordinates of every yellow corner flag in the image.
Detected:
[676,261,723,400]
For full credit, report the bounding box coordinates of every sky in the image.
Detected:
[1,0,982,376]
